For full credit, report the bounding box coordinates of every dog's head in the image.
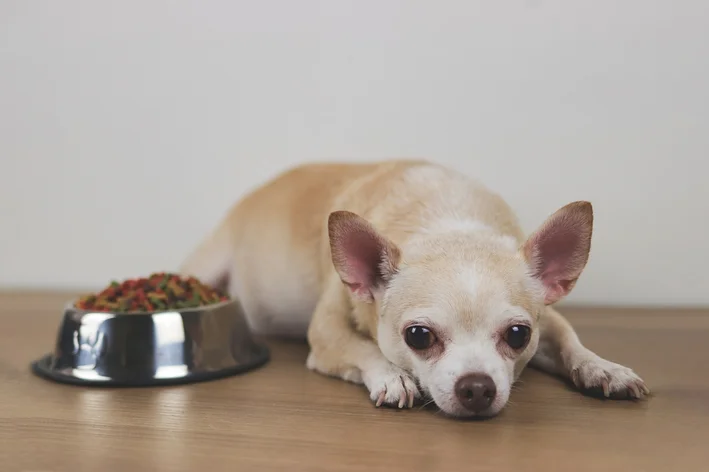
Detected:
[328,201,593,418]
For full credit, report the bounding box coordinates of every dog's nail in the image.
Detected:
[629,384,641,399]
[570,369,580,387]
[398,389,407,408]
[407,391,415,409]
[376,392,385,407]
[602,379,610,397]
[628,387,636,399]
[641,384,651,395]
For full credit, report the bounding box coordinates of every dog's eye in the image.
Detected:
[504,325,531,350]
[404,325,435,350]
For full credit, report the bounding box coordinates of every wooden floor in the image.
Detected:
[1,292,707,471]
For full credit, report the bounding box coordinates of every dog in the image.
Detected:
[180,160,649,418]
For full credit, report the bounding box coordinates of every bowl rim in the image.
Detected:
[64,297,239,317]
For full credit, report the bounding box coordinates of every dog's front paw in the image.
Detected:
[363,364,421,409]
[570,354,650,400]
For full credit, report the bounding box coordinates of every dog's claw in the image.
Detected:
[376,392,386,407]
[601,378,611,398]
[571,369,580,388]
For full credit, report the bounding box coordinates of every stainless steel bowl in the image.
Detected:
[31,298,270,386]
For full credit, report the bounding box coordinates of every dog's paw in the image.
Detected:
[570,354,650,400]
[363,364,421,409]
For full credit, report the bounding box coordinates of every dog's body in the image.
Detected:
[182,160,648,417]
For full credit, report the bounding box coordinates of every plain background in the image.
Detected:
[1,1,707,306]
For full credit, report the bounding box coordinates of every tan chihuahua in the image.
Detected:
[181,160,648,418]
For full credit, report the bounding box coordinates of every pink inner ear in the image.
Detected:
[533,222,583,282]
[339,230,383,295]
[329,211,400,301]
[525,205,592,305]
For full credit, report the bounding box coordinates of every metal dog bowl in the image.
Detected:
[30,298,270,387]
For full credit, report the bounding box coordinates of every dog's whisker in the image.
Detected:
[417,397,437,411]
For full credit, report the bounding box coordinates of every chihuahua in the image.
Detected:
[180,160,648,418]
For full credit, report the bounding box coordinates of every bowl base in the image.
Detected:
[30,343,270,387]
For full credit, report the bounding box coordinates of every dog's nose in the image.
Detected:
[455,373,497,412]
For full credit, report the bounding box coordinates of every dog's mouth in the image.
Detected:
[417,397,500,420]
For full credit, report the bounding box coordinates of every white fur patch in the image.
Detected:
[419,217,519,252]
[423,218,493,235]
[458,265,485,301]
[401,164,452,187]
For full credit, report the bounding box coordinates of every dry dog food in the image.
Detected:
[75,272,230,313]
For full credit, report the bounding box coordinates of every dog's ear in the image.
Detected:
[328,211,401,303]
[521,201,593,305]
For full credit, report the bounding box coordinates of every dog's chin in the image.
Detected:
[437,404,502,421]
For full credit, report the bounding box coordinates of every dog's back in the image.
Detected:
[181,159,523,336]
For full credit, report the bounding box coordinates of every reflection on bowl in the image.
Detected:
[31,298,270,386]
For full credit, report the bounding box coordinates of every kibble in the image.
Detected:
[75,272,230,313]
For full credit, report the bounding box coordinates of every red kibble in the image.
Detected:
[75,272,230,313]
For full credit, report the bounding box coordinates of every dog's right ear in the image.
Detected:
[328,211,401,303]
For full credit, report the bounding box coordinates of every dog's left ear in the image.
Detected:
[521,201,593,305]
[328,210,401,303]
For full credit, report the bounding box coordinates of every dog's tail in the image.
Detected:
[179,218,232,292]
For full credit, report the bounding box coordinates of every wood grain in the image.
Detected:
[1,292,707,471]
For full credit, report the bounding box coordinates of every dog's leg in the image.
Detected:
[530,307,650,399]
[306,277,421,409]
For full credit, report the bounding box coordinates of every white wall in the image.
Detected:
[1,1,708,306]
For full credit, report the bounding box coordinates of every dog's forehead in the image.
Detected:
[435,266,525,328]
[388,258,537,328]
